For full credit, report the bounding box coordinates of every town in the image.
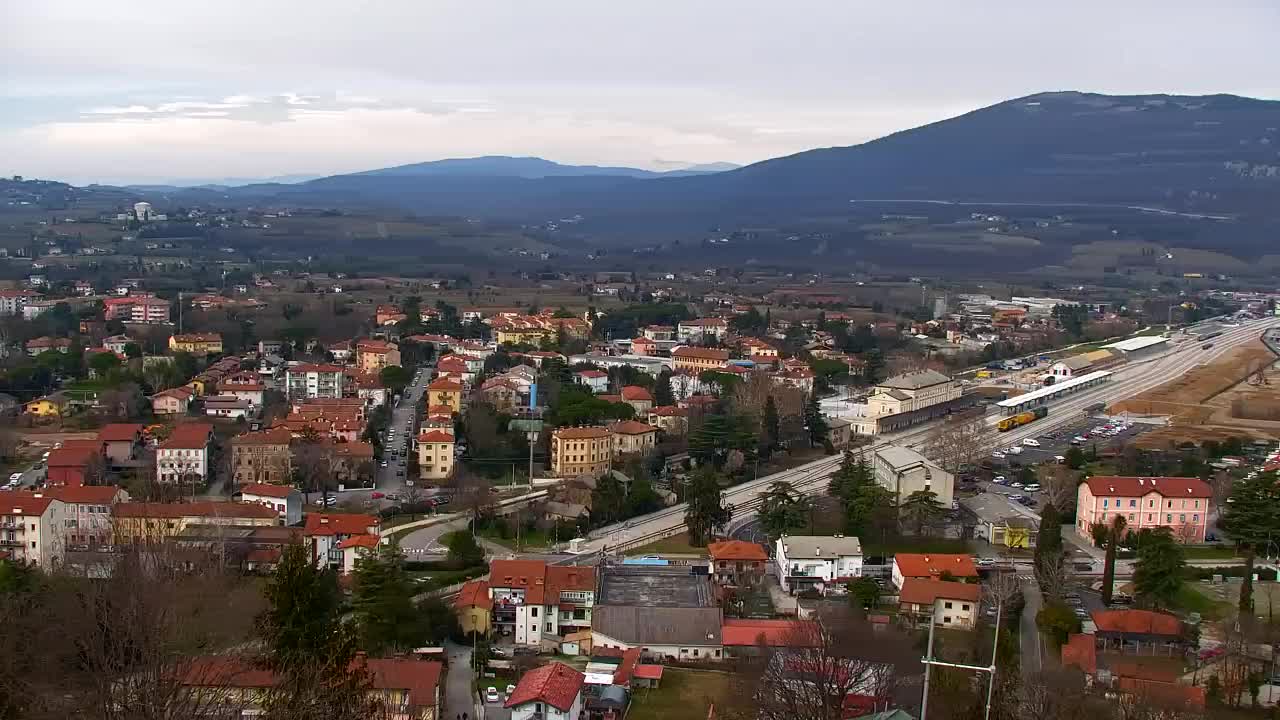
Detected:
[2,184,1280,720]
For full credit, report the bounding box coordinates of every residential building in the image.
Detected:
[26,336,72,356]
[575,369,609,393]
[155,423,214,484]
[238,483,302,526]
[646,405,689,436]
[630,336,658,355]
[479,378,524,411]
[504,663,585,720]
[150,386,193,414]
[417,429,455,481]
[592,563,723,661]
[1074,476,1212,545]
[303,513,379,570]
[899,579,981,630]
[204,395,252,418]
[677,318,729,342]
[619,385,654,414]
[169,332,224,355]
[426,377,463,413]
[24,392,70,418]
[455,579,493,637]
[111,501,278,544]
[44,485,128,548]
[129,296,170,323]
[550,426,612,477]
[488,559,597,646]
[356,339,401,372]
[231,427,293,485]
[774,535,864,594]
[338,533,382,573]
[46,445,103,487]
[642,325,676,341]
[285,363,346,399]
[22,299,58,320]
[891,553,979,590]
[103,334,132,355]
[671,346,730,373]
[0,289,41,316]
[0,493,66,566]
[708,540,769,587]
[872,445,954,508]
[608,420,658,457]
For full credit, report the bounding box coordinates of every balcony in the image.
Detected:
[0,537,24,547]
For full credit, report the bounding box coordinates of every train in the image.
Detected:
[996,406,1048,432]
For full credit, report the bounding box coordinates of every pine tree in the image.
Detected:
[803,393,828,448]
[684,467,733,546]
[899,489,946,535]
[352,544,427,653]
[653,370,675,406]
[763,396,780,451]
[1132,528,1186,609]
[1220,471,1280,612]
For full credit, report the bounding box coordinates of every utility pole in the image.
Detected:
[920,596,1003,720]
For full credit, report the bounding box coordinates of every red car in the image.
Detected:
[371,491,385,499]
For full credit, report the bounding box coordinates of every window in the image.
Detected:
[1195,500,1200,509]
[944,601,953,609]
[962,604,970,611]
[1166,514,1173,523]
[545,622,552,632]
[693,649,699,657]
[1180,514,1186,523]
[1103,499,1108,508]
[1147,514,1154,522]
[1193,515,1200,523]
[531,607,538,618]
[1129,499,1136,508]
[943,616,952,624]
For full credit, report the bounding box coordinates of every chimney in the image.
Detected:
[320,517,329,524]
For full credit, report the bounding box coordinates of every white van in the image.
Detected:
[1022,438,1040,447]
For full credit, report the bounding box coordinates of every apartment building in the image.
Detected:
[550,427,612,477]
[156,423,214,484]
[489,559,596,646]
[303,513,379,571]
[899,579,981,630]
[872,444,955,507]
[774,534,864,594]
[426,377,463,413]
[230,427,293,485]
[0,289,41,316]
[129,296,170,323]
[416,429,456,481]
[285,363,346,399]
[677,318,729,342]
[169,332,224,355]
[45,485,128,548]
[356,339,401,372]
[671,346,730,373]
[1,493,66,566]
[608,420,658,456]
[891,553,979,590]
[708,540,769,587]
[1075,476,1212,544]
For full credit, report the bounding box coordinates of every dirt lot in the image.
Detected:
[1112,341,1280,447]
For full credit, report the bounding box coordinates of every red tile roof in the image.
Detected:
[159,423,213,450]
[898,578,981,606]
[427,378,463,391]
[504,662,584,711]
[455,580,493,610]
[894,553,978,579]
[418,430,455,444]
[1090,609,1182,637]
[608,420,657,436]
[231,427,294,446]
[304,513,378,537]
[576,370,608,379]
[708,539,768,561]
[1115,678,1205,709]
[42,485,124,505]
[722,618,817,647]
[621,385,653,402]
[1083,476,1211,498]
[182,656,441,708]
[239,483,293,499]
[633,664,664,681]
[545,565,595,595]
[672,346,730,361]
[47,446,99,468]
[613,647,642,684]
[1,494,54,516]
[553,426,610,440]
[1061,633,1097,674]
[337,534,380,550]
[113,501,278,520]
[97,423,145,442]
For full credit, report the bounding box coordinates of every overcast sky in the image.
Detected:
[3,1,1278,185]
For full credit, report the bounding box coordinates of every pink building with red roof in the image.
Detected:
[1075,476,1212,544]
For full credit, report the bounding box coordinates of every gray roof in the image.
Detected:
[545,501,589,519]
[779,535,863,559]
[876,369,952,391]
[592,606,723,647]
[881,389,911,401]
[875,445,929,471]
[1058,355,1094,371]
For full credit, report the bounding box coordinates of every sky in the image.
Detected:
[3,1,1278,185]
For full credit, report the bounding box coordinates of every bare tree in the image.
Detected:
[1039,464,1080,516]
[453,466,495,526]
[922,410,992,474]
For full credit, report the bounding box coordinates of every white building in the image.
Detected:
[872,444,954,508]
[238,483,302,526]
[133,201,153,222]
[1,493,66,566]
[504,663,585,720]
[46,485,128,549]
[285,363,346,399]
[677,318,729,342]
[155,424,213,484]
[774,534,863,594]
[0,290,40,316]
[489,560,596,647]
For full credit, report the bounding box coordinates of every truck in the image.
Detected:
[996,405,1048,432]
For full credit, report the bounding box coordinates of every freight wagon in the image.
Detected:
[996,406,1048,432]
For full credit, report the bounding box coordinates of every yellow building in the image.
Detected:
[24,394,69,418]
[550,426,612,477]
[454,579,492,637]
[416,429,455,482]
[169,332,224,355]
[110,501,278,545]
[426,378,463,413]
[671,346,731,373]
[608,420,658,456]
[356,339,401,372]
[496,327,552,346]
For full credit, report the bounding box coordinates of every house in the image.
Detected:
[488,560,596,647]
[721,618,818,657]
[504,663,585,720]
[677,318,729,342]
[550,426,612,477]
[617,385,654,414]
[285,363,346,399]
[898,579,981,629]
[0,289,41,315]
[630,336,658,356]
[1074,476,1212,545]
[646,405,688,436]
[26,336,72,356]
[872,445,954,508]
[231,427,293,485]
[337,533,383,573]
[46,445,103,487]
[425,377,463,413]
[202,395,252,419]
[891,553,978,590]
[238,483,302,525]
[454,579,492,636]
[303,513,379,571]
[642,325,675,341]
[169,332,224,355]
[179,656,442,720]
[103,334,132,355]
[775,535,864,594]
[111,501,279,544]
[575,369,609,393]
[44,485,128,548]
[608,420,658,457]
[356,339,401,372]
[708,540,769,587]
[155,423,214,484]
[671,346,730,373]
[417,429,455,481]
[150,386,193,414]
[217,375,265,406]
[0,493,66,566]
[479,378,524,412]
[24,393,70,418]
[1090,609,1185,649]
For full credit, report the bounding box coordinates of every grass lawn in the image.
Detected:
[476,525,555,550]
[863,535,973,557]
[1181,545,1239,561]
[629,532,707,556]
[627,668,732,720]
[1172,582,1230,620]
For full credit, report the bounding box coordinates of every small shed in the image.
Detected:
[633,664,664,689]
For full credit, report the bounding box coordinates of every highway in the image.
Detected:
[570,317,1280,556]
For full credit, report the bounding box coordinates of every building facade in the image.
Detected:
[872,445,955,508]
[774,535,864,593]
[1075,476,1212,544]
[416,429,455,481]
[550,427,612,477]
[285,363,346,400]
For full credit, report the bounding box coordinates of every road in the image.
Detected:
[568,317,1280,557]
[377,366,433,495]
[445,638,478,720]
[1018,570,1046,676]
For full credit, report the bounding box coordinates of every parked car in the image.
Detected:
[1023,483,1041,492]
[506,684,517,697]
[8,472,22,482]
[992,475,1007,484]
[1022,438,1040,447]
[991,452,1006,459]
[371,491,385,499]
[485,687,500,703]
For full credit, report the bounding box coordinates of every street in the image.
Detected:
[377,365,432,495]
[445,638,479,720]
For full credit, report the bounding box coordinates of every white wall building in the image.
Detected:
[1,494,66,566]
[872,445,954,508]
[774,534,863,593]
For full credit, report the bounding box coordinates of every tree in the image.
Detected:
[828,451,894,541]
[417,593,462,644]
[1219,471,1280,612]
[803,393,828,448]
[757,481,811,539]
[88,351,121,378]
[1092,515,1127,606]
[1035,503,1066,601]
[352,544,426,653]
[1064,445,1085,470]
[847,577,881,610]
[378,365,411,393]
[258,543,376,719]
[653,371,675,407]
[899,489,946,535]
[1132,528,1186,610]
[921,411,991,474]
[1036,602,1083,647]
[763,396,781,451]
[684,467,733,547]
[445,529,485,569]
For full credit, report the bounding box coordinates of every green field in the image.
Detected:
[629,532,708,556]
[627,668,732,720]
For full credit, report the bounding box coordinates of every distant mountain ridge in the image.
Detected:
[347,155,739,179]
